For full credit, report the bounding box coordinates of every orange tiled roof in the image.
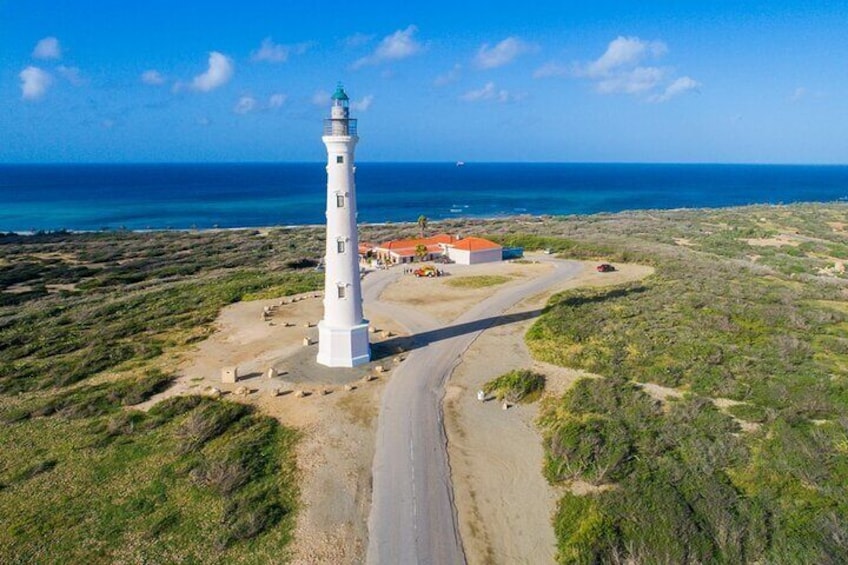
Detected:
[378,233,456,251]
[448,237,502,251]
[391,243,445,256]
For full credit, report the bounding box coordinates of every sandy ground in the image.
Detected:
[379,260,554,324]
[142,290,407,564]
[144,256,654,564]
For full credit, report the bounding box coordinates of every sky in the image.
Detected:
[1,1,847,164]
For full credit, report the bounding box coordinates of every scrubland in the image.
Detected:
[2,203,848,563]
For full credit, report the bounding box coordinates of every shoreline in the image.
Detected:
[3,200,847,237]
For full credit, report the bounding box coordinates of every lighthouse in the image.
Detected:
[316,84,371,367]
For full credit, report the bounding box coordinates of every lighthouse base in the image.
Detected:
[316,320,371,368]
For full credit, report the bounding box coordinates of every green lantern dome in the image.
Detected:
[331,83,349,101]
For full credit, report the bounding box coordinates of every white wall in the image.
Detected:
[447,247,502,265]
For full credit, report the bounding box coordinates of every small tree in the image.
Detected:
[415,244,428,262]
[417,215,428,238]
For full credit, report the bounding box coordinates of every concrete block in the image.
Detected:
[221,366,238,384]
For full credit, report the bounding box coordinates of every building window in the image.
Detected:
[336,155,344,164]
[336,194,345,208]
[337,240,345,253]
[337,285,346,298]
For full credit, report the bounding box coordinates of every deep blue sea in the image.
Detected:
[1,163,848,232]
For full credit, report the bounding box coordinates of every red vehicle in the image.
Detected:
[414,266,438,277]
[596,263,616,272]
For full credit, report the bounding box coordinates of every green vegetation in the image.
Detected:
[0,228,324,562]
[4,204,848,562]
[540,378,847,564]
[415,243,428,261]
[0,229,324,394]
[1,394,298,563]
[445,274,511,289]
[516,204,848,564]
[483,369,545,403]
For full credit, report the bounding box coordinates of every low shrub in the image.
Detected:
[483,369,545,403]
[174,401,251,454]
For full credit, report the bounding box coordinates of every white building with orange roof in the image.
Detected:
[373,233,503,266]
[373,233,457,264]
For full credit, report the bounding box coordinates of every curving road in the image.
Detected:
[364,259,582,564]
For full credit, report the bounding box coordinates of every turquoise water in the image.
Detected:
[1,163,847,231]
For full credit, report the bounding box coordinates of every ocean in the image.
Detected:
[1,163,848,232]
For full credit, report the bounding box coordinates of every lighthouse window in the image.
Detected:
[336,155,344,164]
[336,194,345,208]
[337,285,346,298]
[337,240,345,253]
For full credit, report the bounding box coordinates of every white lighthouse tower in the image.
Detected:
[316,84,370,367]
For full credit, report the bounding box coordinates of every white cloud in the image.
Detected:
[191,51,234,92]
[19,66,52,100]
[460,82,517,103]
[565,36,698,102]
[344,32,374,48]
[597,66,665,95]
[475,37,533,69]
[311,90,331,106]
[268,93,286,108]
[234,95,258,114]
[32,37,61,60]
[533,61,571,79]
[353,25,423,68]
[434,64,462,86]
[586,36,666,77]
[351,95,374,112]
[57,65,85,86]
[251,38,293,63]
[141,70,165,85]
[649,76,701,102]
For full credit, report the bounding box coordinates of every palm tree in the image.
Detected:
[417,215,428,238]
[415,243,428,262]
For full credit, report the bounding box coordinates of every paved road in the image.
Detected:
[364,259,582,564]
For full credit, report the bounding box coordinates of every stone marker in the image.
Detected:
[368,326,377,334]
[374,365,385,374]
[477,390,486,402]
[294,390,306,398]
[381,330,393,338]
[302,337,312,346]
[221,366,238,384]
[502,401,509,410]
[234,386,250,396]
[266,368,277,380]
[344,384,356,392]
[203,386,222,399]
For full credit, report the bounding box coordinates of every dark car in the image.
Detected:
[596,263,616,272]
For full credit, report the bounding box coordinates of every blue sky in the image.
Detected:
[1,1,847,164]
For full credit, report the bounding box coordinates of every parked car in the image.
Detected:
[596,263,616,272]
[414,266,438,277]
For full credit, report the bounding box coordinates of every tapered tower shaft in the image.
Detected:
[317,84,370,367]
